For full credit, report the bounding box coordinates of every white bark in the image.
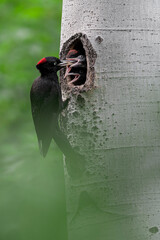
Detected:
[60,0,160,239]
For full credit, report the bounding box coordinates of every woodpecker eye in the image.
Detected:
[54,62,57,66]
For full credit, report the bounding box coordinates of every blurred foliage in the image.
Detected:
[0,0,67,239]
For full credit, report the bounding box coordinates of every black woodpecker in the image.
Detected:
[30,57,71,157]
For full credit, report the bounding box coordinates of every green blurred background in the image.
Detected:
[0,0,67,239]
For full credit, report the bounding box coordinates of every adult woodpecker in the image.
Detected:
[30,56,73,157]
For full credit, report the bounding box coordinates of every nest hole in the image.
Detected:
[60,33,97,91]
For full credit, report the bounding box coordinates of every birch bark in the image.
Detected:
[60,1,160,239]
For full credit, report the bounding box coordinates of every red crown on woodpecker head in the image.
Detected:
[37,58,47,65]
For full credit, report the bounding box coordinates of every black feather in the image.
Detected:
[30,57,63,157]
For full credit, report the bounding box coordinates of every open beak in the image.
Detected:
[67,73,80,84]
[59,55,86,83]
[64,56,86,79]
[58,59,77,67]
[66,55,86,68]
[64,66,72,78]
[57,60,68,67]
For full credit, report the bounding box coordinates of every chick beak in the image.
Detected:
[58,59,76,67]
[57,60,68,67]
[66,55,86,68]
[64,65,72,78]
[67,73,80,84]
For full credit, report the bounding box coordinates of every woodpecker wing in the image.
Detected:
[30,76,61,157]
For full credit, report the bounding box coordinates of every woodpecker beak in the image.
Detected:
[66,55,86,68]
[57,60,68,67]
[58,59,76,67]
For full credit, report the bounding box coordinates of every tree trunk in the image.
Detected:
[60,1,160,239]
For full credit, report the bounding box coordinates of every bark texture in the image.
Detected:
[60,1,160,239]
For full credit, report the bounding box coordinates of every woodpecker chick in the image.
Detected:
[67,67,87,86]
[64,49,79,77]
[64,49,87,85]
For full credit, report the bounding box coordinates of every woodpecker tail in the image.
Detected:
[53,126,78,159]
[53,126,85,177]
